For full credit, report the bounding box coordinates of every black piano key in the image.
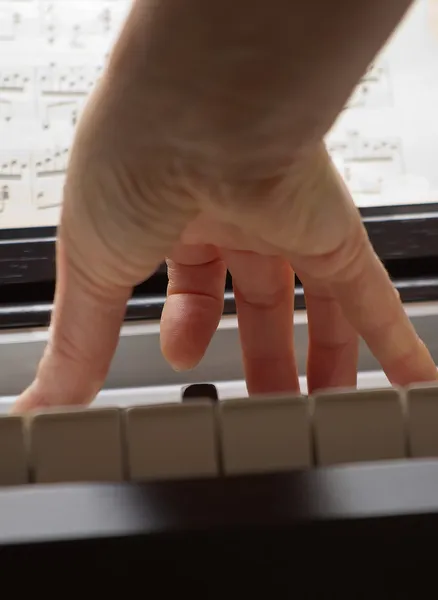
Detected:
[182,383,218,402]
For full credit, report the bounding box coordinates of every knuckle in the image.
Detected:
[294,223,372,283]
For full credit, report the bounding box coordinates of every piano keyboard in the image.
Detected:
[2,381,438,488]
[1,442,438,598]
[0,304,436,596]
[0,310,437,596]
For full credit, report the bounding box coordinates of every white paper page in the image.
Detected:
[0,0,437,231]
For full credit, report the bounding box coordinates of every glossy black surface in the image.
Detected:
[2,205,438,284]
[0,270,437,330]
[1,204,438,330]
[0,460,437,596]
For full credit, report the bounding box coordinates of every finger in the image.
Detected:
[13,197,192,414]
[160,244,227,371]
[325,229,437,387]
[222,250,299,396]
[12,240,133,414]
[299,275,358,394]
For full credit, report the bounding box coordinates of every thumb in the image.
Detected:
[12,150,196,415]
[13,239,131,413]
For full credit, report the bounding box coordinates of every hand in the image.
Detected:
[13,0,436,413]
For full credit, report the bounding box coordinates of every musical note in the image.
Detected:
[0,182,10,212]
[0,8,21,41]
[0,181,11,212]
[0,1,39,42]
[40,1,128,48]
[344,61,392,110]
[326,136,356,161]
[327,130,404,196]
[346,83,390,110]
[70,7,113,47]
[354,136,402,164]
[0,69,32,94]
[0,151,32,217]
[33,146,69,208]
[40,99,81,129]
[329,131,402,163]
[1,185,9,201]
[38,64,102,97]
[0,68,37,130]
[0,155,28,181]
[0,99,12,122]
[34,146,69,177]
[34,186,62,209]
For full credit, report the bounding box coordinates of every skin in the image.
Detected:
[13,0,437,413]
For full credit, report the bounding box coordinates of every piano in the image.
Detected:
[1,1,438,596]
[1,383,438,597]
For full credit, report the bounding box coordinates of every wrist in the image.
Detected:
[106,0,413,176]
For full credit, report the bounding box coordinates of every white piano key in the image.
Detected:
[0,415,28,486]
[407,384,438,458]
[220,395,311,475]
[313,388,406,466]
[126,400,218,481]
[30,407,123,484]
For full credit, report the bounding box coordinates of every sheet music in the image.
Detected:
[0,0,438,230]
[328,0,438,208]
[0,0,130,229]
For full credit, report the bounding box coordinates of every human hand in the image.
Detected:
[13,0,436,413]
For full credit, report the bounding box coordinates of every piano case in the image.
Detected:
[1,201,438,329]
[1,206,438,600]
[0,461,438,598]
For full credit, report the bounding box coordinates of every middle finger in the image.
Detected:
[298,274,358,394]
[222,249,299,396]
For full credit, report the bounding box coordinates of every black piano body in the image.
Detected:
[1,202,438,329]
[1,189,438,600]
[1,460,438,597]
